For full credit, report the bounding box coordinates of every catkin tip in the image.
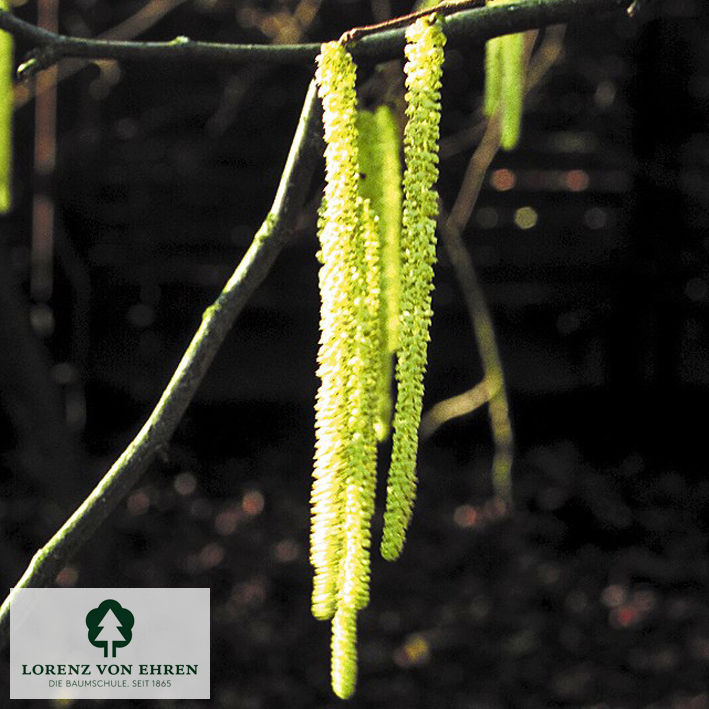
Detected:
[380,536,404,561]
[331,605,358,699]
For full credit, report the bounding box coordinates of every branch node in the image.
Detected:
[16,58,36,82]
[17,47,59,82]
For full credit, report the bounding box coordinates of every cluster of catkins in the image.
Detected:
[311,16,446,700]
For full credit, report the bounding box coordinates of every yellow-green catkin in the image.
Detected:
[313,42,382,700]
[499,32,524,149]
[483,0,525,150]
[328,204,378,699]
[312,41,362,622]
[381,17,445,562]
[336,196,379,615]
[356,106,402,441]
[484,37,502,117]
[331,603,358,699]
[0,0,13,213]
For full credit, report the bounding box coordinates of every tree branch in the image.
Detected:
[0,79,323,647]
[0,0,631,80]
[15,0,193,109]
[427,27,565,500]
[0,0,633,648]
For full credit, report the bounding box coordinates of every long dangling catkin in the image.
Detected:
[482,0,525,150]
[336,196,379,614]
[381,16,445,562]
[311,41,361,621]
[0,0,13,213]
[313,42,383,699]
[357,107,402,442]
[484,37,502,118]
[499,31,524,150]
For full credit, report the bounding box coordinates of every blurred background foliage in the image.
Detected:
[2,0,709,706]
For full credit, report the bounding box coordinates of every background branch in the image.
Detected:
[14,0,192,108]
[423,25,566,501]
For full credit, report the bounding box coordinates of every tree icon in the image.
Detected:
[86,599,134,657]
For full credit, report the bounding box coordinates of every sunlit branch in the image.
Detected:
[420,379,495,439]
[0,79,323,647]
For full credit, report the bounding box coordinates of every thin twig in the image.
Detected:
[439,191,515,500]
[340,0,484,43]
[427,26,566,500]
[433,32,537,503]
[0,0,630,80]
[15,0,192,108]
[0,80,323,647]
[206,0,323,136]
[420,379,495,439]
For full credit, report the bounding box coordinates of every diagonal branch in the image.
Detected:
[0,0,630,80]
[0,79,323,648]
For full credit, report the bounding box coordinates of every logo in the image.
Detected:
[85,600,134,658]
[11,588,210,699]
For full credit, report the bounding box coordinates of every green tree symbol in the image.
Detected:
[86,599,134,657]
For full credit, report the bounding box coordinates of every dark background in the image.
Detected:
[2,0,709,706]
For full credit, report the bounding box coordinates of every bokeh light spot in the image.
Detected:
[565,169,590,192]
[514,206,538,230]
[610,604,639,628]
[174,471,197,496]
[215,506,242,536]
[453,504,478,528]
[199,543,225,570]
[242,490,264,516]
[601,584,627,608]
[394,634,431,668]
[56,566,78,587]
[127,489,150,516]
[491,168,516,191]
